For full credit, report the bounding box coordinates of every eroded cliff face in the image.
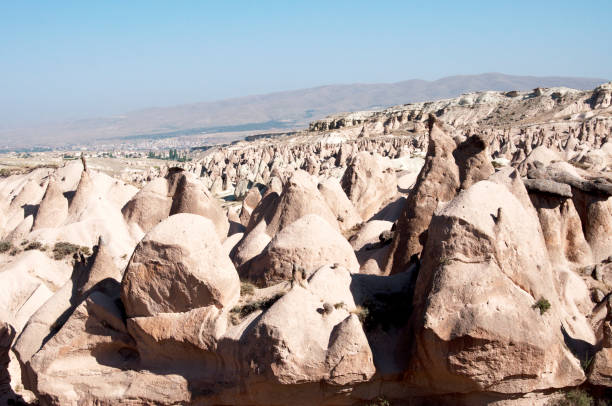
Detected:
[1,83,612,405]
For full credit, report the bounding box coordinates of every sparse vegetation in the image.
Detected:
[147,149,192,162]
[230,293,284,325]
[52,241,91,260]
[533,297,551,315]
[351,305,370,324]
[334,301,345,310]
[570,160,590,170]
[343,222,363,240]
[554,389,594,406]
[9,248,19,256]
[0,241,12,253]
[353,291,413,332]
[0,168,19,177]
[439,257,452,266]
[24,241,44,251]
[365,396,391,406]
[581,354,593,373]
[240,280,256,296]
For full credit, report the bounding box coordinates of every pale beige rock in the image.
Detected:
[244,214,359,286]
[241,266,375,385]
[529,192,593,268]
[386,118,494,274]
[121,213,239,317]
[121,177,172,234]
[32,177,68,230]
[170,172,230,240]
[518,146,563,176]
[410,180,585,394]
[24,291,191,406]
[222,232,244,257]
[231,225,272,269]
[341,151,397,220]
[265,170,340,236]
[127,305,227,370]
[239,186,261,226]
[318,177,362,233]
[589,347,612,387]
[14,238,121,364]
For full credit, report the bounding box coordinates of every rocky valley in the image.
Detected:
[1,82,612,405]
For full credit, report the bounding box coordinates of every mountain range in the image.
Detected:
[1,72,607,149]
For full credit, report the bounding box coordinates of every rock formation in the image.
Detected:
[1,81,611,405]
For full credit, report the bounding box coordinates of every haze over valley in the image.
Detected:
[1,73,606,151]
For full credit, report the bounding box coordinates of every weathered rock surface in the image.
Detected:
[243,214,359,286]
[32,177,68,230]
[385,117,494,274]
[121,213,239,317]
[239,265,375,387]
[341,151,397,220]
[2,81,612,405]
[317,177,362,233]
[0,318,15,400]
[409,179,586,394]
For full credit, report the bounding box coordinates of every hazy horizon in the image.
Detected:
[2,1,612,130]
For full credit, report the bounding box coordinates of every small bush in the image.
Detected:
[366,397,391,406]
[0,168,20,177]
[351,306,370,324]
[354,291,413,332]
[533,297,551,315]
[0,241,12,253]
[230,293,284,324]
[24,241,44,251]
[240,281,256,296]
[52,242,91,260]
[439,257,452,266]
[9,248,19,256]
[556,389,594,406]
[334,301,345,310]
[581,355,593,372]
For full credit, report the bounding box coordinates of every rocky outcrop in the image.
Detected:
[121,177,172,234]
[589,296,612,387]
[239,266,375,388]
[317,177,362,233]
[385,117,494,274]
[32,176,68,230]
[239,186,262,226]
[409,178,586,394]
[121,213,239,317]
[341,151,397,220]
[122,169,229,240]
[14,237,120,370]
[169,172,230,240]
[3,81,612,405]
[243,214,359,286]
[0,318,15,399]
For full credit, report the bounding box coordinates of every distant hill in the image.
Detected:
[1,73,607,149]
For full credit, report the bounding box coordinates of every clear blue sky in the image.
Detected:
[1,0,610,128]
